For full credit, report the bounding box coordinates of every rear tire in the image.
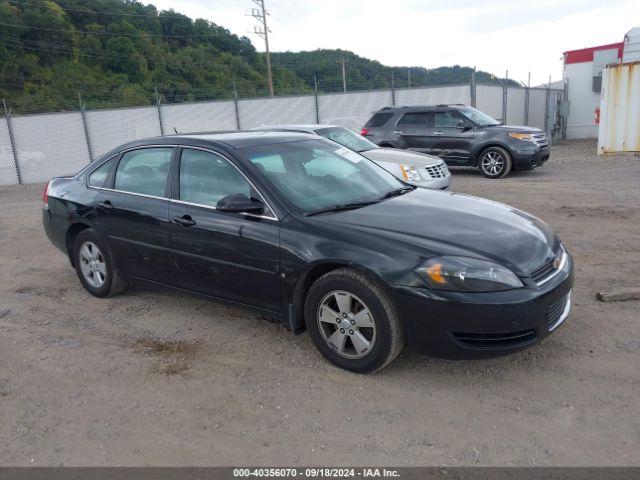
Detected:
[73,229,128,298]
[304,268,403,373]
[478,146,512,179]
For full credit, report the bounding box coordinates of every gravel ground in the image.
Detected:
[0,139,639,466]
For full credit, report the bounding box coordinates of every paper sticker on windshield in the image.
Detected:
[335,147,362,163]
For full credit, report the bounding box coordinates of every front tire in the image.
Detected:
[478,146,512,179]
[304,268,403,373]
[73,229,128,298]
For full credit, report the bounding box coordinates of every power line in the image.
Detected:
[0,21,235,38]
[249,0,273,97]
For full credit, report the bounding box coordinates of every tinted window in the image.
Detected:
[398,112,430,126]
[88,157,117,188]
[114,148,173,197]
[365,112,393,127]
[179,149,251,208]
[434,111,461,128]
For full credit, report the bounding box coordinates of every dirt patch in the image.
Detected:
[133,337,200,376]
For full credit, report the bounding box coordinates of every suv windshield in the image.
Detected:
[243,139,405,215]
[314,127,379,153]
[458,107,500,126]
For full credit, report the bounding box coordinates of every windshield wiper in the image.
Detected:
[305,200,379,217]
[377,186,415,200]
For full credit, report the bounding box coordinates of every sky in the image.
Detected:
[147,0,639,86]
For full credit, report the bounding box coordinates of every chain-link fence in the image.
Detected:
[1,82,564,186]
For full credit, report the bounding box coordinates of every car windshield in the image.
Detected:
[314,127,379,153]
[243,139,406,215]
[458,107,500,126]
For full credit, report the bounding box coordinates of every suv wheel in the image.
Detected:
[478,146,512,179]
[304,268,403,373]
[73,229,128,297]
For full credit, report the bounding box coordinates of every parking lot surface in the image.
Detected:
[0,139,639,466]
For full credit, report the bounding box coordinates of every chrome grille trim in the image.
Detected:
[423,163,449,179]
[533,246,567,287]
[532,133,549,147]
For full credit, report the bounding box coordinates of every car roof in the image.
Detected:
[111,131,320,152]
[377,104,468,112]
[251,124,342,133]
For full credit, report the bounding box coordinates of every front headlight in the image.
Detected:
[415,256,524,292]
[399,164,421,182]
[508,132,535,143]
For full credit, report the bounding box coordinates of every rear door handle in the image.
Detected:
[432,131,444,136]
[172,215,196,227]
[393,131,403,134]
[97,201,113,211]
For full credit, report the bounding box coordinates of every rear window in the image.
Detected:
[365,112,393,127]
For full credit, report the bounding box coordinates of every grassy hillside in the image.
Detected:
[272,49,518,92]
[0,0,516,114]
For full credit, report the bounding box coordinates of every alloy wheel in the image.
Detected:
[79,241,107,288]
[317,290,376,359]
[480,151,505,176]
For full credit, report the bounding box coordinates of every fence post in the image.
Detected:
[77,93,94,162]
[154,86,165,136]
[390,71,396,106]
[524,72,530,126]
[470,67,477,107]
[544,76,551,135]
[2,98,22,184]
[232,82,241,130]
[314,76,320,123]
[501,70,508,124]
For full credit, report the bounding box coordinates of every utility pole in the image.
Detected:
[407,67,411,88]
[336,58,349,92]
[250,0,273,96]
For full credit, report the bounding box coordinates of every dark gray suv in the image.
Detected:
[361,105,550,179]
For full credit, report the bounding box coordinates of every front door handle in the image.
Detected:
[393,131,403,134]
[172,215,196,227]
[97,200,113,211]
[432,131,444,136]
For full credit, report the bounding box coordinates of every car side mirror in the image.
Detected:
[457,120,472,130]
[216,194,265,214]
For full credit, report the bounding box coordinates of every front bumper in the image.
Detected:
[410,174,451,190]
[513,146,551,171]
[390,255,573,359]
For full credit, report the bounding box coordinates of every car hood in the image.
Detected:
[482,125,543,134]
[314,188,557,274]
[360,148,443,167]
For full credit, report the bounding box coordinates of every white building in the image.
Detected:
[563,27,639,139]
[563,42,623,139]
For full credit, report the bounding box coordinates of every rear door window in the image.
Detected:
[114,148,173,197]
[398,112,432,126]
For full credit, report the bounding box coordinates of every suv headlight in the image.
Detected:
[399,164,421,182]
[508,132,535,143]
[415,256,524,292]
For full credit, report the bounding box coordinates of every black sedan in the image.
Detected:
[42,132,573,373]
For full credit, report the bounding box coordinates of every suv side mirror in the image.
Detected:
[457,120,472,130]
[216,193,265,214]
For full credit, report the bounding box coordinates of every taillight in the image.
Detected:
[42,181,50,208]
[361,128,369,136]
